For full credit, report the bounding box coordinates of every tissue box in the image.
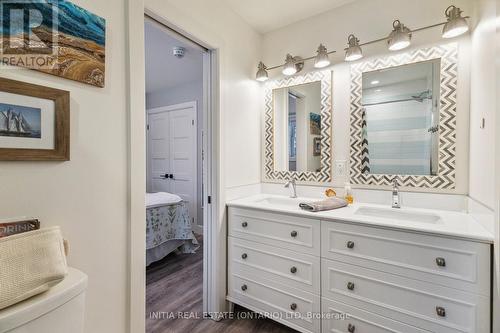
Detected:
[0,227,68,310]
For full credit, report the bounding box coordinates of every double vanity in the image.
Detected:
[226,195,493,333]
[229,38,494,333]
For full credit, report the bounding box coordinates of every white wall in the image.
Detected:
[0,1,128,333]
[469,0,497,209]
[147,80,204,227]
[261,0,472,193]
[147,80,203,110]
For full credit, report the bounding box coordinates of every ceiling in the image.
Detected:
[224,0,356,34]
[145,20,204,94]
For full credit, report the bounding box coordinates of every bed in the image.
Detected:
[146,192,199,266]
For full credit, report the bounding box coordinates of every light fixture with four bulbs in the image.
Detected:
[256,5,469,81]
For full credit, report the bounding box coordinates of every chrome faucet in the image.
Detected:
[284,179,297,198]
[392,178,401,208]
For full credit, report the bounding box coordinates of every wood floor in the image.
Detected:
[146,235,298,333]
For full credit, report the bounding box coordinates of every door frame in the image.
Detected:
[127,3,222,333]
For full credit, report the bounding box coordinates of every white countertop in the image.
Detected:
[227,194,494,243]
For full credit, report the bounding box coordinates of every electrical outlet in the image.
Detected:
[335,160,347,177]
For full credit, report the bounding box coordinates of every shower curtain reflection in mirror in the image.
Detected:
[361,59,441,176]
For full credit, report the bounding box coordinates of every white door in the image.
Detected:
[147,102,198,225]
[169,105,197,225]
[148,111,170,193]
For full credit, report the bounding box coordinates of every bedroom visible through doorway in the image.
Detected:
[144,15,207,332]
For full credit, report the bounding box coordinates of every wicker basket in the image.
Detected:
[0,227,68,310]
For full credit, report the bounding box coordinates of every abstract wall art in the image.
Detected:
[0,0,106,87]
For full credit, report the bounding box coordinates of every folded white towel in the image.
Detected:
[0,227,68,310]
[146,192,182,208]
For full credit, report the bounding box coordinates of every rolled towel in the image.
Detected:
[299,197,348,212]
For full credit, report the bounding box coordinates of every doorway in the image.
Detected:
[144,15,211,332]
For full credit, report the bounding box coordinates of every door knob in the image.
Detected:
[346,241,355,249]
[290,303,297,311]
[169,174,174,179]
[241,284,247,291]
[241,253,248,259]
[290,266,297,274]
[347,323,355,332]
[241,222,248,228]
[291,230,298,238]
[436,306,446,317]
[347,282,355,291]
[436,257,446,267]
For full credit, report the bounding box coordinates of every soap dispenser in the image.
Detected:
[344,182,354,204]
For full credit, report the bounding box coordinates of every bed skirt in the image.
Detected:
[146,201,199,266]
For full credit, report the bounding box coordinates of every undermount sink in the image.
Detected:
[355,206,442,224]
[255,196,302,208]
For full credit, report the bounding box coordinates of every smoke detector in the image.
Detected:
[173,46,185,58]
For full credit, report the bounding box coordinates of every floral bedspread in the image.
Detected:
[146,201,199,253]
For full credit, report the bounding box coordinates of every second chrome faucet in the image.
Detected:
[392,178,401,208]
[284,179,297,198]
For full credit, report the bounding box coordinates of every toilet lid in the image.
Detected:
[0,268,88,333]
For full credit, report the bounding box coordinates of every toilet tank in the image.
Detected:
[0,268,88,333]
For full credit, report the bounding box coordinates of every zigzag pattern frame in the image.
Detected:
[264,70,333,183]
[350,43,458,189]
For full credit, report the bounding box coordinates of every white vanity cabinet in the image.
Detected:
[227,207,322,333]
[226,206,492,333]
[321,221,491,333]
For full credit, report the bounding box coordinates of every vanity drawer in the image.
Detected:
[228,237,320,294]
[322,259,490,333]
[229,207,320,255]
[227,273,321,333]
[321,220,490,295]
[322,298,429,333]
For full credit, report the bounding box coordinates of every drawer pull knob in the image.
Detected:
[347,323,356,332]
[290,303,297,311]
[241,253,248,259]
[436,257,446,267]
[241,222,248,228]
[436,306,446,317]
[241,284,248,291]
[291,230,298,238]
[346,241,355,249]
[347,282,355,291]
[290,266,297,274]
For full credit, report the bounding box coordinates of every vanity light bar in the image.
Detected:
[255,5,469,81]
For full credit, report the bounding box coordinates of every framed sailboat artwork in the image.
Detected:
[0,77,70,161]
